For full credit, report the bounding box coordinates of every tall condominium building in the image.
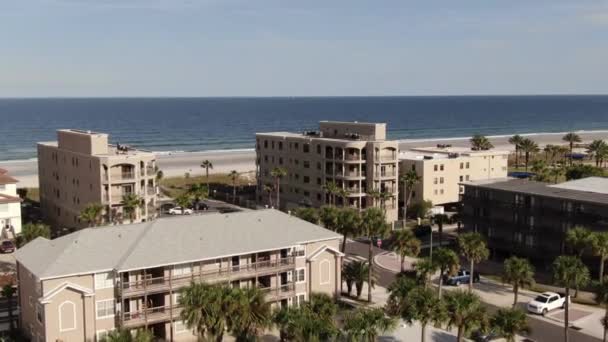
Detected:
[16,210,343,342]
[256,121,399,222]
[461,177,608,267]
[0,168,22,237]
[399,146,509,209]
[38,129,157,229]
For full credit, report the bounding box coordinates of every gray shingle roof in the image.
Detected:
[15,210,341,279]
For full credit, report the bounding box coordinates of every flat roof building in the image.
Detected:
[461,177,608,268]
[0,168,22,237]
[399,146,509,210]
[15,209,343,341]
[256,121,399,222]
[38,129,158,230]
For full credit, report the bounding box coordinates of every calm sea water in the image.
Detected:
[1,96,607,161]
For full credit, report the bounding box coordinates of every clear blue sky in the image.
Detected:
[2,0,607,97]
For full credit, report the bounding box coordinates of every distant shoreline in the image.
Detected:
[2,129,606,188]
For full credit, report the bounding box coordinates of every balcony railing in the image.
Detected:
[119,256,296,297]
[375,171,396,178]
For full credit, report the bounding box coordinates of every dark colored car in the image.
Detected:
[0,240,16,253]
[471,329,500,342]
[444,269,480,286]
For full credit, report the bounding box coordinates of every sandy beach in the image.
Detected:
[2,130,606,188]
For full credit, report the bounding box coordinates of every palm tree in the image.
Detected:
[457,232,489,292]
[2,285,15,332]
[400,169,421,218]
[549,165,564,183]
[502,256,535,306]
[566,226,593,258]
[187,183,208,210]
[563,132,582,165]
[593,232,608,282]
[323,181,340,206]
[366,188,381,210]
[392,229,421,272]
[587,140,608,167]
[342,307,397,342]
[594,280,608,342]
[121,193,142,222]
[444,290,488,342]
[270,167,287,208]
[414,257,438,289]
[378,191,393,213]
[280,293,337,341]
[79,202,104,227]
[531,160,548,181]
[319,205,340,232]
[361,207,390,302]
[200,160,213,195]
[101,328,154,342]
[433,213,449,247]
[491,308,530,342]
[434,248,460,298]
[227,287,271,341]
[263,183,274,207]
[336,208,362,252]
[229,170,239,203]
[386,275,418,315]
[175,193,192,214]
[470,134,494,151]
[180,283,232,342]
[155,169,163,183]
[272,306,299,342]
[342,260,374,298]
[293,207,320,224]
[519,138,539,172]
[401,286,447,342]
[553,256,590,342]
[509,134,524,167]
[17,223,51,247]
[337,188,349,207]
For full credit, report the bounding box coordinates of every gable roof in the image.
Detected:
[15,209,341,280]
[40,282,94,304]
[308,245,345,261]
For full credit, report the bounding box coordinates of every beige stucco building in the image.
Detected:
[399,146,509,208]
[15,209,343,342]
[0,168,22,237]
[38,129,157,229]
[256,121,399,222]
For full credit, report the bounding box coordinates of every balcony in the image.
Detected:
[108,172,136,183]
[345,154,363,161]
[375,171,396,178]
[119,256,296,298]
[147,187,156,196]
[146,166,155,176]
[375,153,397,162]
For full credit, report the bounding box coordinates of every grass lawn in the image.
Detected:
[160,172,253,198]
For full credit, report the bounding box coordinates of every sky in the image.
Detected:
[1,0,608,97]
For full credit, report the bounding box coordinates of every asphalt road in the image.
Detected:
[344,239,602,342]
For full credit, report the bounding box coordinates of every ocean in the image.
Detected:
[1,96,607,161]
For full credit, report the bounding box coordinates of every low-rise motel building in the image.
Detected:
[38,129,157,230]
[0,168,22,237]
[256,121,399,223]
[15,210,343,342]
[399,146,509,210]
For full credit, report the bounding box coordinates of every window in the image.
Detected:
[466,162,470,169]
[303,176,310,184]
[303,161,310,168]
[293,293,306,307]
[293,245,305,257]
[264,140,268,148]
[317,145,321,154]
[59,301,76,331]
[319,260,331,285]
[173,263,192,276]
[465,175,470,181]
[434,189,438,195]
[439,177,444,184]
[174,320,188,334]
[459,176,463,182]
[303,144,310,153]
[433,178,438,185]
[460,162,464,169]
[36,303,43,323]
[94,272,114,290]
[96,300,115,319]
[440,164,444,171]
[295,268,306,283]
[271,141,275,149]
[434,165,438,171]
[173,292,182,305]
[440,189,444,195]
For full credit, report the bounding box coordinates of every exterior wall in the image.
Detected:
[0,182,22,235]
[400,151,508,207]
[305,239,342,297]
[18,264,44,341]
[57,129,109,156]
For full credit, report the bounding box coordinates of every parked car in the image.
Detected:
[0,240,16,253]
[168,207,193,215]
[471,329,500,342]
[527,292,568,315]
[444,269,480,286]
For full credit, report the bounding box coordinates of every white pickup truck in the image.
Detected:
[527,292,569,315]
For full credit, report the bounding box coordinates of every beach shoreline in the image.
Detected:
[2,130,606,188]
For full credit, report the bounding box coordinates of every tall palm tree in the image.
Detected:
[392,229,421,272]
[342,260,374,298]
[336,208,362,252]
[17,223,51,247]
[323,181,340,206]
[549,165,564,183]
[433,214,449,247]
[79,202,104,227]
[457,232,489,292]
[200,160,213,195]
[263,183,274,207]
[279,293,337,341]
[229,170,240,204]
[508,134,524,167]
[565,226,593,258]
[272,306,299,342]
[594,280,608,342]
[155,169,163,183]
[400,169,421,218]
[386,275,418,315]
[121,193,142,222]
[337,188,349,207]
[553,256,590,342]
[401,286,447,342]
[270,167,287,208]
[175,193,192,214]
[593,232,608,282]
[293,207,319,224]
[227,287,272,341]
[434,248,460,298]
[470,134,494,151]
[414,257,438,289]
[563,132,582,165]
[342,307,397,342]
[180,283,232,342]
[319,205,340,232]
[187,183,208,210]
[519,138,539,172]
[378,191,393,213]
[587,140,608,167]
[491,308,530,342]
[444,290,488,342]
[502,256,535,306]
[2,285,15,332]
[361,207,390,302]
